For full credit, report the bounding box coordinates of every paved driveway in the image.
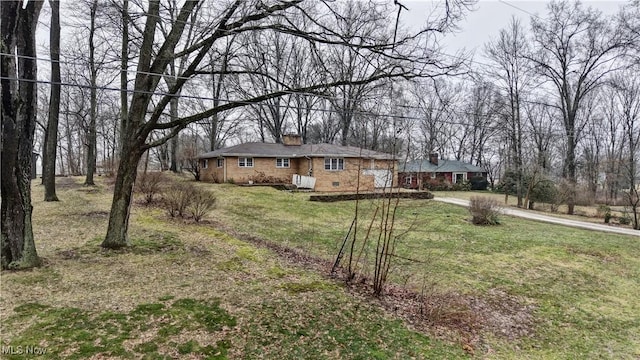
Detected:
[434,197,640,237]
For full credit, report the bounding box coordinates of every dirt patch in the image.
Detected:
[209,221,536,350]
[57,249,81,260]
[55,177,83,190]
[81,211,109,218]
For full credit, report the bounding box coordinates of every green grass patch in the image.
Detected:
[280,280,339,294]
[2,298,235,359]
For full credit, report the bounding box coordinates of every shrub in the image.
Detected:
[468,196,501,225]
[164,183,196,218]
[135,172,165,205]
[422,178,470,191]
[469,176,488,191]
[618,214,631,225]
[597,205,612,223]
[574,186,595,206]
[452,180,471,191]
[528,180,558,204]
[422,178,451,191]
[188,188,217,222]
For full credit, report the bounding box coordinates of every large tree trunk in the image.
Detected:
[1,0,44,270]
[42,0,61,201]
[101,138,143,249]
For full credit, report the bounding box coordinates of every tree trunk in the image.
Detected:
[84,0,98,185]
[101,139,143,249]
[565,131,577,215]
[1,0,44,269]
[119,0,129,153]
[42,0,61,201]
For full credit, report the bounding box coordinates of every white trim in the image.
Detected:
[324,158,344,171]
[238,157,254,167]
[452,172,467,184]
[276,158,290,168]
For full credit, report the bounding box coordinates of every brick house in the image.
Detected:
[198,135,397,192]
[399,153,487,189]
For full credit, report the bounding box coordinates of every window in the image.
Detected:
[276,158,290,168]
[201,159,208,169]
[431,172,436,179]
[238,157,253,167]
[453,172,466,184]
[404,175,413,185]
[324,158,344,171]
[217,159,224,168]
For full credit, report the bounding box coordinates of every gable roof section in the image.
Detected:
[400,159,485,173]
[198,142,395,160]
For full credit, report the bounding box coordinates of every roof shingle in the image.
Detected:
[198,142,395,160]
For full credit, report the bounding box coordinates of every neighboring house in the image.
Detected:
[399,153,487,189]
[198,134,397,192]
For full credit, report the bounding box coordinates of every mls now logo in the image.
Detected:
[1,345,47,356]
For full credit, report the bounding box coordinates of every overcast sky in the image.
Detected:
[400,0,627,56]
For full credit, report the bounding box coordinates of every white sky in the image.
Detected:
[401,0,626,56]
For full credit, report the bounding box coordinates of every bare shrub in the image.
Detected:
[188,188,217,222]
[163,182,196,218]
[468,196,501,225]
[135,172,165,205]
[574,186,595,206]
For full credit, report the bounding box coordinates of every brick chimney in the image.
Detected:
[282,134,302,146]
[429,153,439,166]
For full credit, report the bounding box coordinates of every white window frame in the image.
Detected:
[324,158,344,171]
[431,172,437,179]
[452,172,467,184]
[216,158,224,168]
[238,157,254,167]
[404,175,413,185]
[202,159,208,169]
[276,158,290,168]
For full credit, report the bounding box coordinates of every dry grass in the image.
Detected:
[3,177,638,359]
[0,177,463,359]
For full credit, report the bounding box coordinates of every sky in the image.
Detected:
[400,0,627,56]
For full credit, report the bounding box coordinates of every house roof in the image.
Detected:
[198,142,396,160]
[400,159,485,173]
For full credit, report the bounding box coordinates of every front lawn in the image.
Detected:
[1,178,638,359]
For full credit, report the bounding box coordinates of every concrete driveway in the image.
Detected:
[434,197,640,237]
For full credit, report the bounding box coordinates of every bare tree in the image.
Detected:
[464,79,499,166]
[599,85,625,203]
[528,0,631,214]
[611,70,640,229]
[240,28,297,142]
[84,0,99,185]
[100,0,469,249]
[42,0,61,201]
[409,78,456,158]
[322,1,390,146]
[524,100,555,174]
[1,0,44,269]
[485,17,532,207]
